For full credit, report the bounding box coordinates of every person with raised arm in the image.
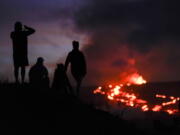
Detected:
[11,21,35,83]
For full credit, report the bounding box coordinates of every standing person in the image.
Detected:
[65,41,87,96]
[10,21,35,83]
[29,57,49,89]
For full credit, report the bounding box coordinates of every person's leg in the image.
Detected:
[76,77,83,97]
[14,66,19,83]
[21,66,25,83]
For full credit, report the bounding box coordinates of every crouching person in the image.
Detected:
[29,57,49,90]
[52,63,72,95]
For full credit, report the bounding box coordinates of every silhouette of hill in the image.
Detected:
[1,82,179,135]
[1,83,141,135]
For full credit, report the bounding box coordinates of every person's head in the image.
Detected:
[14,21,23,32]
[36,57,44,65]
[72,41,79,50]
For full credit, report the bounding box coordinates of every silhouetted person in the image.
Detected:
[29,57,49,89]
[11,21,35,83]
[65,41,87,96]
[52,63,72,94]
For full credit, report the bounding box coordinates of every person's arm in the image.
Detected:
[24,25,35,36]
[65,53,71,72]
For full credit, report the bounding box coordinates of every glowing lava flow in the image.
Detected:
[124,73,147,85]
[93,74,180,115]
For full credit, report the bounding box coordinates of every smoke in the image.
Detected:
[72,0,180,85]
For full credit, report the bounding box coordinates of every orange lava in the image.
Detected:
[93,74,180,115]
[124,73,147,85]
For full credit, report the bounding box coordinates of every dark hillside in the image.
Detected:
[1,83,142,135]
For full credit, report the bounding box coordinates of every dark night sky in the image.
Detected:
[0,0,180,85]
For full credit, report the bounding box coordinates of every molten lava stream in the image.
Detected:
[93,74,180,115]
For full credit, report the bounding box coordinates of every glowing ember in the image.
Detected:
[162,99,177,106]
[152,105,162,112]
[109,85,113,88]
[156,94,166,99]
[165,109,179,115]
[142,105,149,112]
